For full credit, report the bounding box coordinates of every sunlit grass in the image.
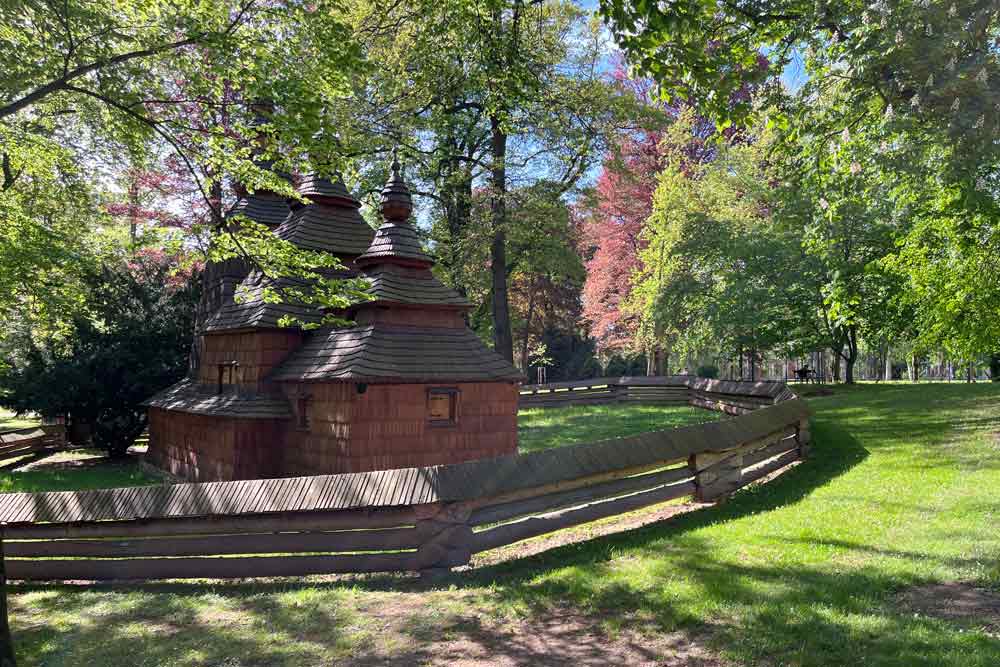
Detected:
[0,410,41,432]
[0,450,162,494]
[518,402,723,452]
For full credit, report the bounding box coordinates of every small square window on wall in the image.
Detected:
[427,388,459,426]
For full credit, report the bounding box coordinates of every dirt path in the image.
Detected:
[342,596,727,667]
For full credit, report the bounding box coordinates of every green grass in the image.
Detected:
[0,409,40,432]
[6,384,1000,666]
[0,450,162,494]
[517,402,723,452]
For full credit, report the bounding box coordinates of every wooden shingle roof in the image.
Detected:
[229,192,289,228]
[276,206,374,257]
[364,266,470,308]
[204,174,374,333]
[296,174,355,201]
[143,379,292,419]
[269,324,524,383]
[201,273,351,332]
[355,222,432,266]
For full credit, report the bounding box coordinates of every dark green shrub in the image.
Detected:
[696,364,719,379]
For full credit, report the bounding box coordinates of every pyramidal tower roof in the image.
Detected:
[274,173,375,258]
[355,158,469,309]
[269,156,521,384]
[203,173,374,333]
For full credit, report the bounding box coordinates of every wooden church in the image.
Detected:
[145,159,523,482]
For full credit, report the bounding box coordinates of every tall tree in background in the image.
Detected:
[601,0,1000,373]
[1,0,368,320]
[346,0,638,361]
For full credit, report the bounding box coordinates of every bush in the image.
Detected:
[696,364,719,379]
[0,253,198,457]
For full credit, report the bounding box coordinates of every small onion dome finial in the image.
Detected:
[380,151,412,223]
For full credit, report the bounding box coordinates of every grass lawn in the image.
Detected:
[517,402,722,452]
[6,383,1000,666]
[0,450,162,494]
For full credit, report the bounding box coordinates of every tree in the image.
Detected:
[0,251,199,457]
[1,0,369,321]
[602,0,1000,373]
[634,117,805,380]
[345,0,640,361]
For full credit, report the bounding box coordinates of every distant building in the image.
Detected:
[145,159,522,482]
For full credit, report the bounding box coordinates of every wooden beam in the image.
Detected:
[471,480,696,553]
[470,465,693,526]
[3,507,418,540]
[741,450,799,485]
[6,526,420,558]
[6,552,418,581]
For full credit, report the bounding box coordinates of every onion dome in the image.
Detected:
[380,155,413,221]
[356,157,432,268]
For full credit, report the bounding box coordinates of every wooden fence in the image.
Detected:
[0,426,65,465]
[0,380,810,581]
[518,376,796,413]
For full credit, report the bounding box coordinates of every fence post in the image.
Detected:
[0,524,14,667]
[797,418,812,459]
[690,450,743,503]
[413,503,473,578]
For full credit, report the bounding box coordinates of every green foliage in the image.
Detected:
[631,116,809,369]
[0,254,199,457]
[0,453,162,494]
[1,0,370,322]
[695,364,718,379]
[603,0,1000,369]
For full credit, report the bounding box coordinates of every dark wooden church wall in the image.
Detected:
[198,331,303,390]
[280,381,519,475]
[147,408,285,482]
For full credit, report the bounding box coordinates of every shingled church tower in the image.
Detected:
[146,158,522,481]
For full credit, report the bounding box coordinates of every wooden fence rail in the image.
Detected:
[0,425,65,465]
[0,379,810,581]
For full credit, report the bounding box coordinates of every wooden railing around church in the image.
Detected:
[0,379,809,581]
[0,425,65,466]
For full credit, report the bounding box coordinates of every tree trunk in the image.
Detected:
[830,341,844,383]
[488,115,513,362]
[990,353,1000,381]
[0,529,16,667]
[910,353,919,382]
[518,277,537,371]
